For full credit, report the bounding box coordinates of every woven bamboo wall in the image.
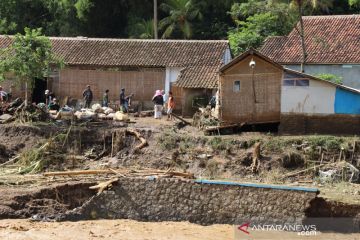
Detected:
[0,74,28,100]
[52,67,165,103]
[220,55,282,124]
[170,85,183,113]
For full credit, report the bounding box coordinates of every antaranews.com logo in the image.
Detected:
[237,222,317,237]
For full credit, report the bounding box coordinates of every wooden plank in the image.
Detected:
[170,113,191,125]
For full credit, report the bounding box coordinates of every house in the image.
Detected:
[0,36,231,116]
[260,15,360,89]
[219,49,360,135]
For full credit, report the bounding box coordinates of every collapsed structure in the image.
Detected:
[218,49,360,134]
[0,37,231,116]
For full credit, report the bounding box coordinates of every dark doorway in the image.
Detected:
[32,78,47,104]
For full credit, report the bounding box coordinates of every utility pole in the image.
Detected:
[154,0,158,39]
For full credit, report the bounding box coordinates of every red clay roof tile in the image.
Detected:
[260,15,360,64]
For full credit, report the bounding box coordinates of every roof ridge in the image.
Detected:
[303,14,360,19]
[0,35,228,43]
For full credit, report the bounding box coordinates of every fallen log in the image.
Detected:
[281,162,336,179]
[43,169,115,176]
[170,113,191,125]
[126,128,148,150]
[0,155,20,167]
[89,178,119,195]
[167,171,195,179]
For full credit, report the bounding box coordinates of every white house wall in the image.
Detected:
[285,64,360,90]
[165,67,182,93]
[281,79,336,114]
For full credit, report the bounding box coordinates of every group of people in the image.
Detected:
[83,85,177,120]
[152,90,174,120]
[44,89,60,111]
[82,85,134,112]
[2,84,176,120]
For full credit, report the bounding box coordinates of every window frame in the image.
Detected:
[233,80,241,92]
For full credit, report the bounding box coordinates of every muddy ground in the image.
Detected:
[1,219,360,240]
[0,116,360,238]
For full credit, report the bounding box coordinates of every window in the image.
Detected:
[233,80,240,92]
[283,79,309,87]
[283,80,295,86]
[295,79,309,86]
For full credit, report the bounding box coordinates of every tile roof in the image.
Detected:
[0,36,229,89]
[260,15,360,64]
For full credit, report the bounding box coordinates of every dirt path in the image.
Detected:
[0,219,359,240]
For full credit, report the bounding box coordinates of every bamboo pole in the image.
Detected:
[43,169,115,176]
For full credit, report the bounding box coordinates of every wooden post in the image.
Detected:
[111,131,115,157]
[154,0,158,39]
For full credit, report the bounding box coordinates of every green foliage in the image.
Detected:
[315,73,343,85]
[306,136,344,151]
[228,0,296,55]
[74,0,94,20]
[0,0,358,39]
[128,18,154,39]
[157,131,179,150]
[159,0,203,39]
[0,28,63,91]
[208,137,231,152]
[349,0,360,7]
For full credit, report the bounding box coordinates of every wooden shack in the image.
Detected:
[219,49,360,134]
[219,49,282,124]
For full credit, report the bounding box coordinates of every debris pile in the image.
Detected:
[192,106,219,129]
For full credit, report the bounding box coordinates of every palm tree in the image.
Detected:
[130,19,154,39]
[159,0,202,39]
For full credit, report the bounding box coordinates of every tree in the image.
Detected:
[128,19,154,39]
[0,28,63,105]
[159,0,202,39]
[276,0,334,72]
[228,0,296,55]
[349,0,360,7]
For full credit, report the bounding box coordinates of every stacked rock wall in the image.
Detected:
[65,178,319,225]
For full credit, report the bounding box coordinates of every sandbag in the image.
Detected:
[92,103,104,113]
[103,107,114,115]
[114,111,128,121]
[75,109,97,120]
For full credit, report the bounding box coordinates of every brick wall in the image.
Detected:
[279,114,360,135]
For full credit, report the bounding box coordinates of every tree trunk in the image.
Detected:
[154,0,158,39]
[24,81,28,106]
[298,5,307,73]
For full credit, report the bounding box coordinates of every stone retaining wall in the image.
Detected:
[64,177,319,226]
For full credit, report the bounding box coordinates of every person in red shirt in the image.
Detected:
[167,91,175,121]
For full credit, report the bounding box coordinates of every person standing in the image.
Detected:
[45,89,55,106]
[124,93,134,112]
[167,91,175,121]
[102,89,109,107]
[82,85,93,108]
[0,86,8,103]
[152,90,164,119]
[162,90,168,111]
[119,88,126,112]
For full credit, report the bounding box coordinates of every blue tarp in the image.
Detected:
[334,87,360,114]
